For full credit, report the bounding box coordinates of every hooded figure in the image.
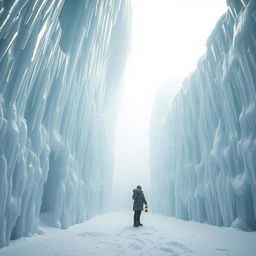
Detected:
[132,185,147,227]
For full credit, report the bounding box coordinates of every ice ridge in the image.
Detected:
[0,0,130,248]
[150,0,256,230]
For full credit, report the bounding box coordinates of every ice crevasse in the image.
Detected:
[0,0,130,248]
[150,0,256,230]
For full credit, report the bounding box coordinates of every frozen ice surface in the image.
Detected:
[0,212,255,256]
[150,0,256,230]
[0,0,130,248]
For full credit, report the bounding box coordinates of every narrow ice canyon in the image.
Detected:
[0,0,255,253]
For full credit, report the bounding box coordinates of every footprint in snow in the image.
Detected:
[129,242,142,250]
[160,246,179,255]
[78,232,107,238]
[167,241,192,253]
[132,237,146,245]
[215,248,232,254]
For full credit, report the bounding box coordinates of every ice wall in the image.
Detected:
[0,0,130,248]
[150,0,256,230]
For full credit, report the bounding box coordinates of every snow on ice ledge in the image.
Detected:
[0,0,130,248]
[150,0,256,230]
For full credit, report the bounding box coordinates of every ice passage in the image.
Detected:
[0,0,256,253]
[150,0,256,230]
[0,0,130,248]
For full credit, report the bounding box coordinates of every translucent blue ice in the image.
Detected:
[150,0,256,230]
[0,0,130,248]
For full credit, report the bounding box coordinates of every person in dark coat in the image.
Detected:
[132,185,147,227]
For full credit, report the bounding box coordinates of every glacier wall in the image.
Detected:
[150,0,256,230]
[0,0,130,247]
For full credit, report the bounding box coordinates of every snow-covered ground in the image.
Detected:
[0,211,255,256]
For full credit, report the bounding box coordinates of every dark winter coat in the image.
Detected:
[132,188,147,211]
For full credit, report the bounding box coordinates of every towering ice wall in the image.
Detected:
[150,0,256,230]
[0,0,130,247]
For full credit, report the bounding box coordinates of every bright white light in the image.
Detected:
[111,0,227,210]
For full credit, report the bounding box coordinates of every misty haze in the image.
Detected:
[0,0,256,255]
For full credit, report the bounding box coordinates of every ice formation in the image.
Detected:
[0,0,130,248]
[150,0,256,230]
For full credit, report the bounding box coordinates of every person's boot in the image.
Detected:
[133,223,139,227]
[138,223,143,226]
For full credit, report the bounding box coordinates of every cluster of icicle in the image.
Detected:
[0,0,130,248]
[150,0,256,230]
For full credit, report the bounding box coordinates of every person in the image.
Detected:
[132,185,147,227]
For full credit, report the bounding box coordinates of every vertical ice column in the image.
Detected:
[150,0,256,230]
[0,0,130,248]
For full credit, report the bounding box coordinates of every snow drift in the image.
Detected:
[0,0,130,248]
[150,0,256,230]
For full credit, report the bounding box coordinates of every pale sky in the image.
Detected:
[111,0,227,210]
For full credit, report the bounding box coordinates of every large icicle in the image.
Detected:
[0,0,130,248]
[150,0,256,230]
